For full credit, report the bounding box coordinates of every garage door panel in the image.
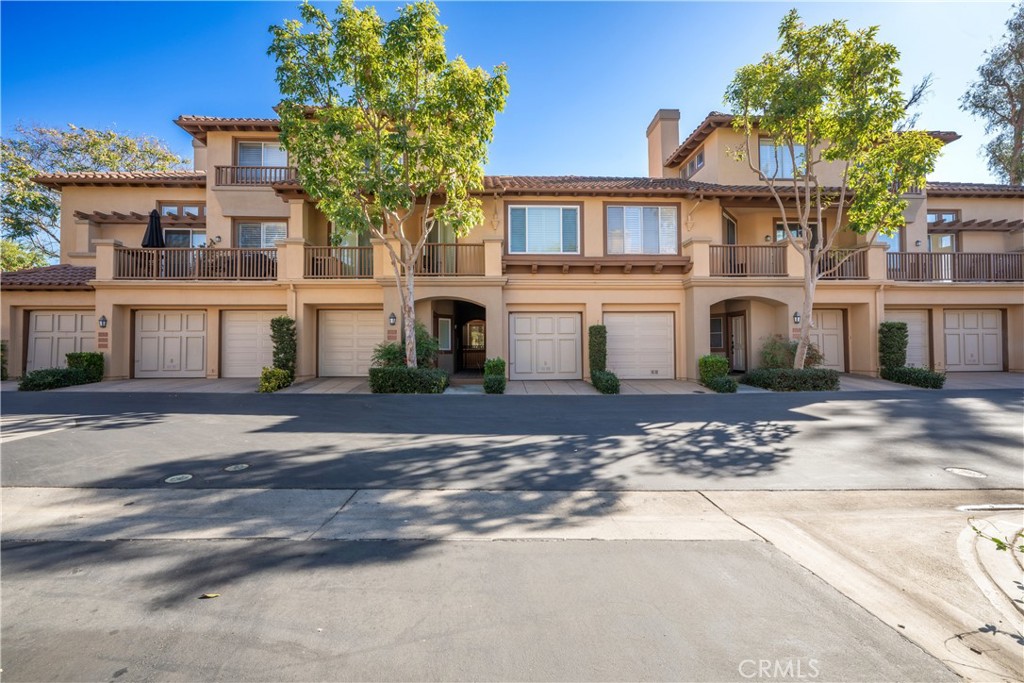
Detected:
[604,312,674,379]
[27,311,97,372]
[221,311,277,378]
[513,339,534,375]
[944,309,1002,371]
[509,313,581,380]
[885,310,930,368]
[134,310,206,378]
[319,311,383,376]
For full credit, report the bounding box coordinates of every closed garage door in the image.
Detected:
[319,310,383,376]
[26,311,95,372]
[885,309,930,368]
[604,312,675,379]
[135,311,207,378]
[810,310,845,371]
[945,309,1002,371]
[509,313,581,380]
[221,311,278,378]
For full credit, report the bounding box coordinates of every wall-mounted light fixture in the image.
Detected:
[388,312,397,326]
[98,315,108,329]
[793,311,801,325]
[764,234,772,243]
[914,239,922,247]
[213,235,222,244]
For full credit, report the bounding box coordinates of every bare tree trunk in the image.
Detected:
[401,246,418,368]
[793,251,817,369]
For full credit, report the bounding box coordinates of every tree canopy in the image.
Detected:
[269,0,508,366]
[1,238,48,272]
[724,10,943,367]
[960,3,1024,185]
[1,124,187,261]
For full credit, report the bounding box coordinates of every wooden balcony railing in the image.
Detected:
[214,166,297,186]
[887,252,1024,282]
[709,245,787,277]
[305,246,374,278]
[114,248,277,280]
[818,249,868,279]
[411,243,485,276]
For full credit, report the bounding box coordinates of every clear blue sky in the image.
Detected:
[0,1,1016,182]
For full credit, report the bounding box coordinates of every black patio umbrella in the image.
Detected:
[141,209,165,248]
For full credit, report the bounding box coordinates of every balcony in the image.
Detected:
[409,243,485,276]
[214,166,297,186]
[887,252,1024,282]
[114,247,277,280]
[818,249,868,280]
[709,245,787,277]
[305,246,374,278]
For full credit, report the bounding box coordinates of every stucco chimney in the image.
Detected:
[192,139,207,173]
[646,109,680,178]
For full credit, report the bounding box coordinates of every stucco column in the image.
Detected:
[681,236,711,278]
[93,240,122,281]
[1007,305,1024,372]
[287,199,307,240]
[785,243,804,278]
[483,238,503,277]
[294,302,316,382]
[866,244,888,281]
[683,287,712,380]
[277,238,307,281]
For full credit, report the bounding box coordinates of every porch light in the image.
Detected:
[764,235,772,243]
[388,312,397,326]
[914,240,922,247]
[98,315,108,329]
[793,312,801,325]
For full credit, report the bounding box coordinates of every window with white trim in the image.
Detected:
[684,149,705,179]
[437,318,452,352]
[237,221,287,248]
[508,206,579,254]
[237,141,287,167]
[606,205,678,255]
[759,138,806,179]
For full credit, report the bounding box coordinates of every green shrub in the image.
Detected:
[698,354,730,386]
[18,367,92,391]
[270,316,297,379]
[741,368,840,392]
[878,322,909,371]
[484,357,506,376]
[1,339,8,381]
[369,366,449,393]
[483,375,506,394]
[706,376,738,393]
[372,322,439,368]
[881,366,946,389]
[65,352,104,383]
[759,334,824,369]
[591,369,620,394]
[588,325,608,373]
[258,367,293,393]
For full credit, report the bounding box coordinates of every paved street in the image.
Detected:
[2,388,1022,682]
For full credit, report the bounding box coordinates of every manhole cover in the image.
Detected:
[944,467,987,479]
[164,474,194,484]
[223,464,250,472]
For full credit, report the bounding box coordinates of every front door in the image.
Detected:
[729,314,747,372]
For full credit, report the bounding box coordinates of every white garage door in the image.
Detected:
[944,309,1002,372]
[135,311,207,378]
[885,309,930,368]
[319,310,383,376]
[509,313,582,380]
[26,311,95,372]
[810,310,845,371]
[604,312,675,379]
[221,311,279,378]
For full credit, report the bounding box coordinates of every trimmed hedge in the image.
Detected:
[591,369,620,395]
[881,366,946,389]
[369,366,449,394]
[270,316,297,379]
[759,334,824,369]
[483,357,506,394]
[698,354,730,386]
[741,368,840,392]
[706,376,738,393]
[879,322,908,371]
[588,325,608,373]
[19,367,93,391]
[66,352,104,383]
[259,367,293,393]
[1,339,8,380]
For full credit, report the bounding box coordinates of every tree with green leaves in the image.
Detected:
[1,238,48,271]
[269,0,508,367]
[1,124,187,262]
[725,10,944,368]
[961,3,1024,185]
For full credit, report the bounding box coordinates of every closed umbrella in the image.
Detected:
[141,209,165,248]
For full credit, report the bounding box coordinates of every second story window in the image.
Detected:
[158,201,205,219]
[684,149,705,179]
[759,138,805,179]
[606,205,678,255]
[237,221,287,249]
[927,210,960,225]
[508,205,579,254]
[237,141,287,167]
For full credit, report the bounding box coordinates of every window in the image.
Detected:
[508,205,579,254]
[759,138,806,179]
[926,210,960,225]
[237,221,287,248]
[928,234,956,253]
[465,320,485,350]
[164,229,206,248]
[237,141,287,167]
[437,318,452,352]
[877,229,902,252]
[775,220,820,249]
[710,317,724,350]
[606,205,678,255]
[158,201,205,218]
[684,148,705,179]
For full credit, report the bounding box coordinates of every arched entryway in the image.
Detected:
[415,297,487,377]
[708,295,794,373]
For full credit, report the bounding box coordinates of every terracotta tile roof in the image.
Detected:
[1,264,96,290]
[175,115,281,142]
[926,181,1024,198]
[481,175,838,198]
[34,171,206,190]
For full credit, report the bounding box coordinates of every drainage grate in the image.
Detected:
[944,467,987,479]
[223,464,250,472]
[163,474,194,484]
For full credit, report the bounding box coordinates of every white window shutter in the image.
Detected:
[659,207,678,254]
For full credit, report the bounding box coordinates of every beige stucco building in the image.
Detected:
[3,110,1022,383]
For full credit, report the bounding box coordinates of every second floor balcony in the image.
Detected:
[215,165,297,186]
